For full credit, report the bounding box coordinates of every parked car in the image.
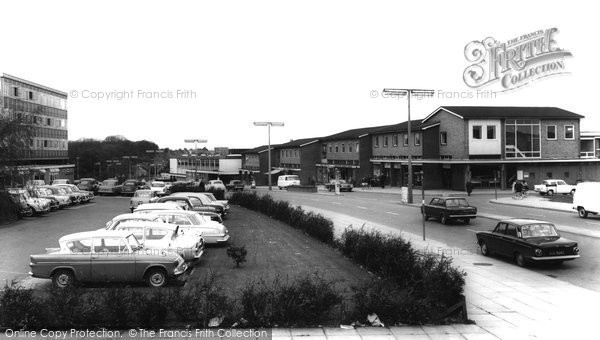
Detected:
[56,184,94,203]
[157,196,219,215]
[534,179,576,196]
[325,179,354,192]
[169,192,226,216]
[121,179,144,196]
[7,188,50,215]
[572,181,600,218]
[113,221,205,262]
[150,181,170,196]
[51,179,71,185]
[3,189,33,217]
[43,185,80,205]
[104,213,165,230]
[30,230,188,288]
[77,178,99,193]
[277,175,300,189]
[195,192,230,215]
[134,202,184,213]
[98,179,123,196]
[476,219,580,266]
[27,187,60,210]
[226,180,245,191]
[33,187,70,209]
[421,197,477,224]
[206,180,226,191]
[130,189,160,212]
[151,210,230,244]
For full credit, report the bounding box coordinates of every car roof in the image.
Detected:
[432,196,467,200]
[112,213,161,221]
[134,189,153,193]
[59,230,131,242]
[135,202,181,210]
[116,220,179,231]
[150,209,198,215]
[499,218,553,226]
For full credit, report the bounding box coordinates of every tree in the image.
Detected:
[0,112,33,186]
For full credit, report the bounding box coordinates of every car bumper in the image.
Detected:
[530,255,580,261]
[449,214,477,219]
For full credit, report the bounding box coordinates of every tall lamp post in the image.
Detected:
[145,149,164,179]
[184,139,207,181]
[122,156,138,179]
[382,89,434,204]
[253,122,284,191]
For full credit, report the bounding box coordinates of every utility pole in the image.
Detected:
[253,122,284,190]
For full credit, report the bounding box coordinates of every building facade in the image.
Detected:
[0,74,73,185]
[276,138,321,185]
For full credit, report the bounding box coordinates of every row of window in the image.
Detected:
[13,112,67,129]
[30,138,68,150]
[374,133,422,148]
[2,96,67,119]
[470,124,575,141]
[281,149,299,158]
[325,142,360,153]
[3,83,67,110]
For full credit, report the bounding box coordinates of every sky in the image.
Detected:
[1,0,598,150]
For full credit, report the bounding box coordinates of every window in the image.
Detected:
[472,126,482,139]
[393,134,399,146]
[383,136,388,147]
[342,144,345,152]
[529,172,535,179]
[12,87,19,97]
[374,136,379,148]
[564,171,570,178]
[414,132,421,146]
[487,126,496,139]
[546,172,552,178]
[349,144,353,152]
[505,120,541,158]
[403,134,408,146]
[440,132,447,145]
[329,144,332,152]
[335,144,339,152]
[322,144,327,153]
[44,140,48,148]
[547,125,556,140]
[356,143,359,153]
[565,125,574,139]
[28,91,34,100]
[46,118,52,126]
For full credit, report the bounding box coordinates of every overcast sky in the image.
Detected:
[1,0,597,150]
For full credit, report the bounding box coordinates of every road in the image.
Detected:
[1,190,599,293]
[257,188,600,292]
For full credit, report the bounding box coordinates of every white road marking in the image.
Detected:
[585,221,600,226]
[357,206,368,210]
[331,202,342,205]
[386,212,399,215]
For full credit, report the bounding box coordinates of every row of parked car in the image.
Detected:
[3,181,95,217]
[29,199,232,288]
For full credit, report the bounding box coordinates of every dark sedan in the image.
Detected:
[121,179,144,196]
[157,196,219,216]
[476,219,580,267]
[421,197,477,224]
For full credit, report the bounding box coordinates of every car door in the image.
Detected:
[63,238,93,281]
[496,223,519,257]
[90,237,135,282]
[556,180,568,194]
[486,222,507,253]
[424,198,439,216]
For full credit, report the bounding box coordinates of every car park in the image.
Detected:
[149,181,170,196]
[77,178,99,194]
[277,175,300,189]
[226,180,244,191]
[534,179,576,196]
[325,179,354,192]
[421,197,477,224]
[121,179,144,196]
[130,189,160,212]
[29,230,188,288]
[8,188,51,215]
[151,209,230,244]
[113,221,205,262]
[476,219,580,267]
[573,181,600,218]
[98,179,123,196]
[169,192,226,216]
[206,180,226,191]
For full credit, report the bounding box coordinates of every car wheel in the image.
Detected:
[547,190,554,196]
[464,218,470,224]
[480,241,490,256]
[515,252,526,267]
[570,189,576,195]
[578,207,588,218]
[146,268,167,287]
[52,269,75,288]
[24,208,33,217]
[441,214,448,225]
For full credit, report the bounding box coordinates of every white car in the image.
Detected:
[104,213,165,230]
[573,182,600,218]
[206,180,226,191]
[277,175,300,189]
[130,190,160,212]
[150,181,170,196]
[534,179,576,196]
[115,221,205,261]
[151,209,230,244]
[134,202,183,213]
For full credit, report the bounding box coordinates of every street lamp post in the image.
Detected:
[184,139,207,181]
[382,89,434,204]
[253,121,284,191]
[145,149,164,179]
[122,156,138,179]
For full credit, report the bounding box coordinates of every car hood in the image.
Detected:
[526,236,577,247]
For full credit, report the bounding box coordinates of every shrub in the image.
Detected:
[239,273,341,327]
[0,192,19,223]
[229,192,334,244]
[226,245,248,268]
[0,283,46,329]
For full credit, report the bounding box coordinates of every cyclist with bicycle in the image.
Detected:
[514,180,524,199]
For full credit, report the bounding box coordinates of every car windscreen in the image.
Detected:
[521,224,559,238]
[152,182,165,187]
[135,191,152,198]
[287,176,299,180]
[102,180,117,186]
[80,180,91,185]
[126,234,141,250]
[445,199,469,207]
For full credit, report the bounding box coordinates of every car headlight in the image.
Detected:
[535,249,543,257]
[573,247,579,254]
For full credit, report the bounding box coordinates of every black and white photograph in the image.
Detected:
[0,1,598,339]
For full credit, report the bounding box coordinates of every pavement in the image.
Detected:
[294,205,598,340]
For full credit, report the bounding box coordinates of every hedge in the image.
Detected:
[0,192,19,224]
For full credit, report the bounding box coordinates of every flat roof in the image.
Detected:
[2,73,68,97]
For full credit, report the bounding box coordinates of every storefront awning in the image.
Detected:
[264,169,283,175]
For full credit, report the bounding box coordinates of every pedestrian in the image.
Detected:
[380,174,386,189]
[514,180,523,198]
[466,180,473,196]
